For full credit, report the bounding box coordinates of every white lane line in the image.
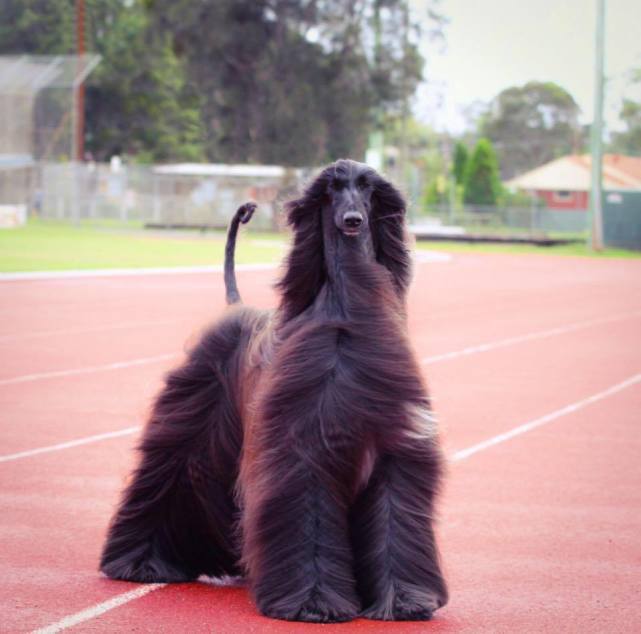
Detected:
[0,263,278,282]
[414,250,452,263]
[3,311,638,389]
[452,372,641,462]
[32,584,166,634]
[0,250,447,283]
[0,353,176,387]
[422,311,641,365]
[0,319,179,344]
[0,252,445,342]
[0,426,141,464]
[28,371,641,632]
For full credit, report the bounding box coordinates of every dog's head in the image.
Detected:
[278,159,411,320]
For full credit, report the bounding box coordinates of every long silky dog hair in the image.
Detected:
[100,159,448,623]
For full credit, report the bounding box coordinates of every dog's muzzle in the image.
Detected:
[342,211,363,235]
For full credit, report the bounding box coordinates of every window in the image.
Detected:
[552,190,573,202]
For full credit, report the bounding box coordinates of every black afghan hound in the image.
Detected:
[100,159,448,623]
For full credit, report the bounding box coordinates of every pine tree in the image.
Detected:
[463,138,502,206]
[452,142,468,185]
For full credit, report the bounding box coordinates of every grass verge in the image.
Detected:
[414,239,640,258]
[1,220,638,273]
[0,220,286,272]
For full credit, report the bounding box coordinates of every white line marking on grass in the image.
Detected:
[0,263,278,282]
[422,311,641,365]
[452,372,641,462]
[0,353,176,387]
[0,426,141,464]
[32,584,166,634]
[28,371,641,632]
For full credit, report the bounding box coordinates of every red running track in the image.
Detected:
[1,252,640,633]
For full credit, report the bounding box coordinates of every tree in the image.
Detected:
[452,141,468,184]
[0,0,204,162]
[423,175,452,209]
[1,0,442,165]
[463,138,502,206]
[611,100,641,154]
[148,0,432,165]
[610,69,641,155]
[0,0,73,55]
[480,81,581,179]
[84,1,204,162]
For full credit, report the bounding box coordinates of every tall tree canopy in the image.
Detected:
[480,81,581,179]
[148,0,427,165]
[1,0,434,165]
[0,0,73,54]
[610,69,641,156]
[0,0,203,161]
[84,1,204,161]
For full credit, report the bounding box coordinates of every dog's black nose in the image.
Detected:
[343,211,363,229]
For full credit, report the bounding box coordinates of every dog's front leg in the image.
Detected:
[351,430,448,621]
[242,439,361,623]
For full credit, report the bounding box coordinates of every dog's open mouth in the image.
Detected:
[342,228,361,237]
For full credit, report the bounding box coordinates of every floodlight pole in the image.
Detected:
[588,0,605,250]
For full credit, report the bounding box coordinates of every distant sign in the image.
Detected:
[0,204,27,227]
[606,193,623,204]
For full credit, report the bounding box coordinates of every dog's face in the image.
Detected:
[325,159,376,240]
[279,158,411,320]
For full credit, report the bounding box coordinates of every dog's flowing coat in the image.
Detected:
[100,160,448,622]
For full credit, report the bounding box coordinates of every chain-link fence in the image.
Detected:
[416,203,588,239]
[12,159,595,239]
[0,55,100,226]
[35,161,303,231]
[0,55,100,160]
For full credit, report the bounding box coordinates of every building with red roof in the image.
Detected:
[505,154,641,210]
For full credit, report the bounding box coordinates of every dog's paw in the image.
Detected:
[362,587,445,621]
[262,595,360,623]
[101,554,194,584]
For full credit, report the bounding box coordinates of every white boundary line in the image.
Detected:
[0,250,448,282]
[2,311,638,389]
[0,319,179,344]
[29,370,641,633]
[414,250,452,263]
[32,584,166,634]
[0,353,176,387]
[0,263,278,282]
[451,372,641,462]
[0,426,141,464]
[0,310,637,466]
[422,311,641,365]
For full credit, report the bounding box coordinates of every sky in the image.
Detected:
[413,0,641,134]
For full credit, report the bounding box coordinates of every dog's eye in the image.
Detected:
[356,176,370,190]
[332,178,346,191]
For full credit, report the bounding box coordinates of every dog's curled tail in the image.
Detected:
[224,201,257,305]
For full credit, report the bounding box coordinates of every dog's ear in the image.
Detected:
[371,174,412,297]
[276,172,328,322]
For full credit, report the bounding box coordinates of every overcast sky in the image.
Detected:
[413,0,641,133]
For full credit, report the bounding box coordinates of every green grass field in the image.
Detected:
[0,220,638,273]
[0,221,285,272]
[414,239,641,258]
